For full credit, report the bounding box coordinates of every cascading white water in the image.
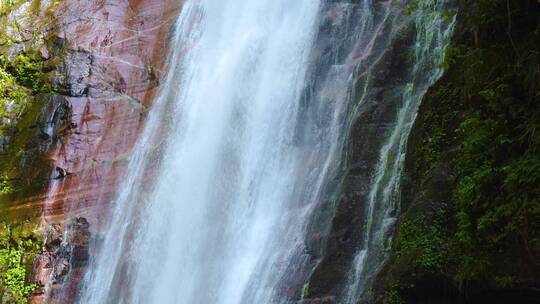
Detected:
[78,0,353,303]
[76,0,458,303]
[343,0,456,302]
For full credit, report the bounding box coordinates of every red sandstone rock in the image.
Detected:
[23,1,183,303]
[44,0,182,225]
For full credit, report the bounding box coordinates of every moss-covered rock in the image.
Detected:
[0,0,70,209]
[375,0,540,303]
[0,3,73,301]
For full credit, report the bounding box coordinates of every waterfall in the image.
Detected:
[342,0,455,302]
[78,0,349,303]
[76,0,456,303]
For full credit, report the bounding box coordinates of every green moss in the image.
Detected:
[0,51,58,204]
[302,283,309,299]
[411,84,461,180]
[0,97,53,206]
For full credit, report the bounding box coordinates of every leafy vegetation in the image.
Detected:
[0,222,42,304]
[392,213,447,274]
[8,53,51,94]
[448,0,540,285]
[0,58,29,130]
[0,51,51,134]
[385,282,404,304]
[383,0,540,301]
[0,175,14,195]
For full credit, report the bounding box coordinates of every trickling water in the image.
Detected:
[79,0,350,303]
[343,0,455,302]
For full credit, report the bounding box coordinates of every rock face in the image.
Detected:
[37,0,182,224]
[302,1,416,300]
[1,0,181,219]
[1,0,181,303]
[33,1,182,302]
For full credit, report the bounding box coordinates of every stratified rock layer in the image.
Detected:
[40,0,181,225]
[0,1,184,303]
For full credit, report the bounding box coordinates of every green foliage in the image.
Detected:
[412,84,461,179]
[385,0,540,300]
[460,0,508,27]
[393,213,447,274]
[0,0,30,15]
[450,3,540,280]
[453,108,540,284]
[0,250,36,303]
[0,54,33,131]
[0,57,27,92]
[302,283,309,299]
[386,282,404,304]
[0,176,13,195]
[7,53,51,94]
[0,222,42,304]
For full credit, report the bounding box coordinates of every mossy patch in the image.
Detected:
[0,52,58,206]
[0,0,67,207]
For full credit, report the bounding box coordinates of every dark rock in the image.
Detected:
[298,296,337,304]
[54,167,70,179]
[304,2,415,298]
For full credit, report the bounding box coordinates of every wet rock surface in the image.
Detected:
[1,0,182,223]
[303,1,415,299]
[33,0,181,302]
[32,217,90,303]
